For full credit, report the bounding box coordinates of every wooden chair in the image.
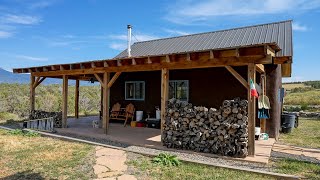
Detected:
[109,103,135,126]
[122,103,135,126]
[110,103,121,119]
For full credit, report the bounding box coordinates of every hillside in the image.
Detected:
[0,68,62,84]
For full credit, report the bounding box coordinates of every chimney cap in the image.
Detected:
[127,24,132,29]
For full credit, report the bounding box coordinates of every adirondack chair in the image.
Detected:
[110,103,121,119]
[109,103,135,126]
[122,103,135,126]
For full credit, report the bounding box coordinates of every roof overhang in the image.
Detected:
[13,43,292,78]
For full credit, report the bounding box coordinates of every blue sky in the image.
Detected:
[0,0,319,82]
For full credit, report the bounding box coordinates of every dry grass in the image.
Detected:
[0,129,95,179]
[282,83,308,90]
[284,90,320,105]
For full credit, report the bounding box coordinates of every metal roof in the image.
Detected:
[115,20,293,58]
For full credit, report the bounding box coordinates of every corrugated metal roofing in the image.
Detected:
[115,20,292,58]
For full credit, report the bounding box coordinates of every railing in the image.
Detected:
[25,117,54,132]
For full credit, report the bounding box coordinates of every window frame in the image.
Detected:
[125,81,145,101]
[169,80,189,102]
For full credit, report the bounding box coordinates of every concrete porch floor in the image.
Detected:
[55,116,275,164]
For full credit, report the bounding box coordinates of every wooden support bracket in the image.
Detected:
[225,66,248,89]
[107,72,121,88]
[94,74,105,88]
[255,64,265,74]
[33,77,46,89]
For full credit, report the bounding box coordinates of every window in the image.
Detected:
[169,80,189,101]
[125,81,145,100]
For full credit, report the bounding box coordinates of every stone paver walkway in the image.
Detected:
[273,144,320,161]
[94,146,136,180]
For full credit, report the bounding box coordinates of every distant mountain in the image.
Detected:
[0,68,62,84]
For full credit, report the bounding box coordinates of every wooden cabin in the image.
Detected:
[13,20,293,156]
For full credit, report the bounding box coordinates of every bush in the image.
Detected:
[304,81,320,89]
[152,153,181,166]
[290,87,314,93]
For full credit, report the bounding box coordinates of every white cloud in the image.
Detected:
[108,33,159,51]
[109,43,127,51]
[163,28,190,36]
[48,40,87,47]
[109,34,159,42]
[292,23,308,31]
[166,0,320,24]
[1,14,41,25]
[0,31,13,38]
[15,55,48,61]
[282,76,305,83]
[29,1,54,9]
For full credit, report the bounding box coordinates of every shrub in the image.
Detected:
[152,153,181,166]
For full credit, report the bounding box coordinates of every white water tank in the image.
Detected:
[136,111,143,121]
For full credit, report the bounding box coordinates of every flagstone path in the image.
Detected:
[272,143,320,163]
[93,146,137,180]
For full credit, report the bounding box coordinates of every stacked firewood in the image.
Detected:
[162,98,249,157]
[29,110,63,128]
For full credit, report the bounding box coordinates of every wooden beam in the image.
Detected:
[161,68,169,135]
[186,53,191,61]
[33,77,46,89]
[255,64,265,74]
[102,72,110,134]
[14,45,282,74]
[30,75,35,112]
[32,56,272,77]
[91,62,96,68]
[132,58,136,65]
[146,57,152,64]
[34,76,40,87]
[107,72,121,88]
[75,79,79,119]
[94,74,105,88]
[265,45,275,57]
[209,50,214,59]
[104,61,109,67]
[62,75,68,128]
[225,66,248,89]
[165,55,170,62]
[247,63,256,156]
[117,60,122,66]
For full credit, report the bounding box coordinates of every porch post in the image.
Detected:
[102,72,110,134]
[62,75,68,128]
[161,68,169,135]
[247,63,256,156]
[75,79,79,119]
[30,74,35,112]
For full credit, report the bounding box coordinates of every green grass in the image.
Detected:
[273,158,320,179]
[128,157,274,180]
[279,118,320,148]
[284,89,320,105]
[0,129,95,179]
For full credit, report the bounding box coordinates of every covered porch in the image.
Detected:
[55,116,275,164]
